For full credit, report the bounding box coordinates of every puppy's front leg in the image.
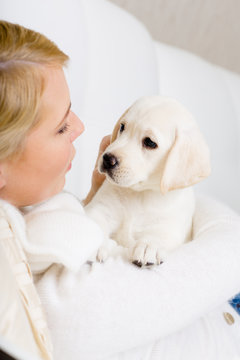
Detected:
[85,186,123,262]
[130,237,167,267]
[85,206,115,262]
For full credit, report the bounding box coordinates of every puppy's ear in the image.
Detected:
[111,107,130,143]
[160,127,211,194]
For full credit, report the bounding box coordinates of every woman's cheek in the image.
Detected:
[56,146,73,174]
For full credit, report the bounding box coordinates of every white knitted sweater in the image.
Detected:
[10,193,240,359]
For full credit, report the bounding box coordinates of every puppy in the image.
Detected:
[85,96,211,266]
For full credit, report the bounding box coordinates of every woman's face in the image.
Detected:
[0,67,84,207]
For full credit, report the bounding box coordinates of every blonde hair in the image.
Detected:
[0,20,69,160]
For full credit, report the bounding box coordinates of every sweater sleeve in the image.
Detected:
[35,195,240,360]
[23,192,103,273]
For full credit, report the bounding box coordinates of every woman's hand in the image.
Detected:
[83,135,111,206]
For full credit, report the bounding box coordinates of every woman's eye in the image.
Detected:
[143,137,158,149]
[120,123,125,133]
[58,123,70,135]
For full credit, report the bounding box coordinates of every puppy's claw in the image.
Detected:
[131,242,167,267]
[132,260,143,267]
[146,262,154,267]
[97,248,109,263]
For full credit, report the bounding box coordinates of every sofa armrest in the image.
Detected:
[154,41,240,213]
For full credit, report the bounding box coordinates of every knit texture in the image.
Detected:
[23,192,104,273]
[28,194,240,360]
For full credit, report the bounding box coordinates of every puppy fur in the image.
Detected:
[85,96,211,266]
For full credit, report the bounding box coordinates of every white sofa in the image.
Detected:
[1,0,240,358]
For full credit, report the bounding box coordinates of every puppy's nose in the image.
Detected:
[102,153,119,170]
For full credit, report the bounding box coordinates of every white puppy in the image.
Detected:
[85,96,211,266]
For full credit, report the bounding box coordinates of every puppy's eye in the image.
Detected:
[120,123,125,133]
[143,137,158,149]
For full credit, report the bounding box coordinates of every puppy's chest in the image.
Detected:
[111,197,160,247]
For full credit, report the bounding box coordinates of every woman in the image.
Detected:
[1,20,240,360]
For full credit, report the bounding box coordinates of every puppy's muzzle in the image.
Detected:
[102,153,119,172]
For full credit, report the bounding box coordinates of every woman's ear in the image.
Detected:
[160,127,211,195]
[0,165,7,189]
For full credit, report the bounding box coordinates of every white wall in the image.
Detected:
[110,0,240,74]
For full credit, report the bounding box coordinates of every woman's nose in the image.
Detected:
[70,111,85,142]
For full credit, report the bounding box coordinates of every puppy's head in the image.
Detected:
[99,96,211,194]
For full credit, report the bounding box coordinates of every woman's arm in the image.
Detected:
[35,196,240,360]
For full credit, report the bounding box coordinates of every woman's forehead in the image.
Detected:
[36,67,71,127]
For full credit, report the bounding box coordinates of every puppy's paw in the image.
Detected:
[97,245,110,263]
[97,239,126,263]
[130,242,166,267]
